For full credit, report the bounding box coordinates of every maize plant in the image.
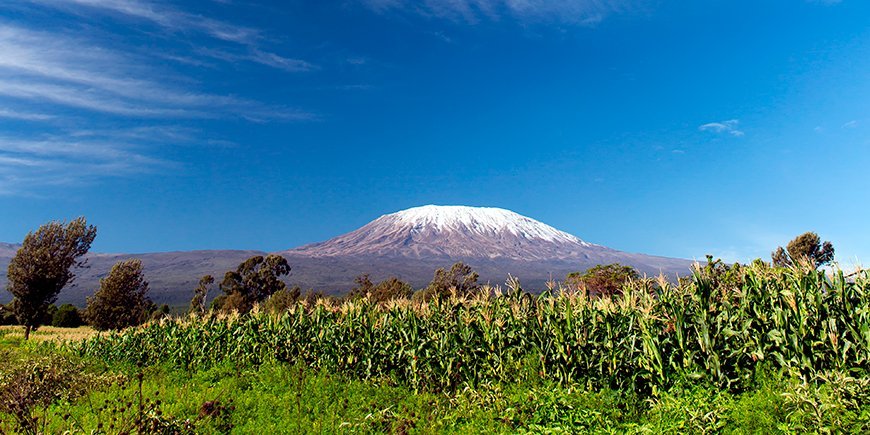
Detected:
[72,264,870,395]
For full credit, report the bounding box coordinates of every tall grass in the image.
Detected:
[73,264,870,394]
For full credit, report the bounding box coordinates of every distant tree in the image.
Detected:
[209,294,227,312]
[85,259,153,331]
[52,304,83,328]
[0,304,17,325]
[566,263,639,297]
[421,262,480,300]
[6,217,97,339]
[346,274,376,301]
[346,274,413,303]
[370,277,414,303]
[218,255,291,314]
[263,286,302,314]
[772,232,835,269]
[150,304,170,321]
[189,275,214,314]
[298,289,338,308]
[43,304,59,326]
[680,255,745,294]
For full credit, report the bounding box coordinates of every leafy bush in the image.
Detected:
[0,353,121,434]
[52,304,83,328]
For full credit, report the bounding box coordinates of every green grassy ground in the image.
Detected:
[2,331,870,434]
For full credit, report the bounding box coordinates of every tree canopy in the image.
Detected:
[85,259,153,331]
[566,263,639,297]
[420,262,480,300]
[216,254,291,313]
[772,232,835,269]
[347,274,413,303]
[6,217,96,339]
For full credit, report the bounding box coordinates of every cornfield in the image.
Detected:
[73,265,870,394]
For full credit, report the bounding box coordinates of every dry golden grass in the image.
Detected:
[0,325,97,343]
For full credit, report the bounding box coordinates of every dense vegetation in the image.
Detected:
[3,221,868,432]
[75,264,870,394]
[2,262,869,433]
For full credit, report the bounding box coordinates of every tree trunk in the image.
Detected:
[23,325,31,340]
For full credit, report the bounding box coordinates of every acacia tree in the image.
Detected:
[6,217,96,339]
[347,274,413,303]
[772,232,835,269]
[85,259,153,331]
[420,262,480,300]
[217,254,291,314]
[566,263,639,297]
[346,274,376,301]
[370,277,414,303]
[189,274,214,314]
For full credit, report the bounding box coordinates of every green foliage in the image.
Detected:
[4,336,870,432]
[218,255,291,314]
[52,304,83,328]
[263,286,302,314]
[0,305,15,326]
[566,263,640,297]
[420,262,480,300]
[85,259,153,331]
[347,274,375,300]
[0,352,120,435]
[73,264,870,396]
[347,275,414,303]
[6,217,97,339]
[773,231,835,268]
[370,277,414,303]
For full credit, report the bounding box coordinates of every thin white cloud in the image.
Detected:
[198,47,317,73]
[0,18,315,195]
[0,25,312,119]
[0,130,173,195]
[21,0,314,71]
[0,108,54,121]
[842,120,858,129]
[26,0,260,44]
[361,0,636,24]
[699,119,745,137]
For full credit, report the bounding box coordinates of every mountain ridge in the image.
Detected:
[289,205,601,260]
[0,205,695,305]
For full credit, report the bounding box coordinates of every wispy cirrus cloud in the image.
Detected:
[25,0,260,43]
[361,0,638,25]
[0,25,311,119]
[0,0,318,195]
[0,130,175,196]
[21,0,314,71]
[0,108,54,121]
[197,47,317,73]
[699,119,745,137]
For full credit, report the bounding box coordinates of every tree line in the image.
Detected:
[3,217,837,339]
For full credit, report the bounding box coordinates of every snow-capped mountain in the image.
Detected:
[1,206,694,305]
[285,205,693,287]
[292,205,599,260]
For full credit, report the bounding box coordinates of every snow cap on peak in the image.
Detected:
[387,205,589,245]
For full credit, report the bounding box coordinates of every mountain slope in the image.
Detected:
[285,205,693,287]
[1,205,695,305]
[293,205,597,260]
[1,249,264,306]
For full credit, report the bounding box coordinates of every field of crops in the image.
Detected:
[3,263,870,433]
[75,264,870,395]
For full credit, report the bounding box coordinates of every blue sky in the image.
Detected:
[0,0,867,267]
